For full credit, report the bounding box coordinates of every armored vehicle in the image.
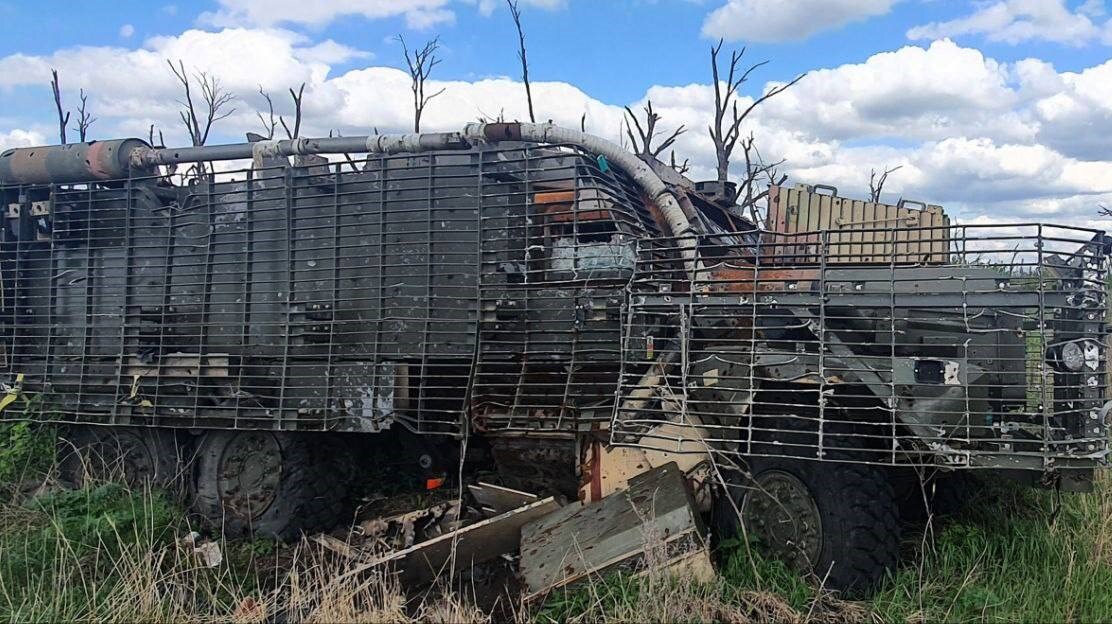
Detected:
[0,123,1107,593]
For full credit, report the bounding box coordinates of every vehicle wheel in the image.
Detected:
[718,455,899,596]
[58,426,184,489]
[191,430,347,540]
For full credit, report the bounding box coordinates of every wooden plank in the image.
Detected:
[351,496,559,586]
[519,463,708,602]
[468,481,540,517]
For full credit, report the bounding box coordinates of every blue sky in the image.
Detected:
[0,0,1106,103]
[1,0,1112,228]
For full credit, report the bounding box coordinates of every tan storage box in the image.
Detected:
[766,184,950,264]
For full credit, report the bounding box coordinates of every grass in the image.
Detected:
[1,424,1112,622]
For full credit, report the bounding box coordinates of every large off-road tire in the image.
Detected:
[58,426,185,490]
[730,457,899,595]
[191,430,348,540]
[716,410,900,595]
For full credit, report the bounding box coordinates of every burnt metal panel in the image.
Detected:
[0,143,652,437]
[614,224,1110,472]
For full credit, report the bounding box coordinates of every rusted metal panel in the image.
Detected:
[0,139,152,185]
[766,183,949,264]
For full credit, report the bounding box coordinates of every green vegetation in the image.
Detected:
[1,424,1112,622]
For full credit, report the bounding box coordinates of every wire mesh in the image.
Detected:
[613,223,1111,471]
[0,143,650,435]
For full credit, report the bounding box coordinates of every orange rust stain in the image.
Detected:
[705,266,818,293]
[539,204,612,223]
[534,190,575,205]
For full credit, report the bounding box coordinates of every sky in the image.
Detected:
[1,0,1111,228]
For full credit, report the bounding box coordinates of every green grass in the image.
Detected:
[2,424,1112,622]
[868,481,1112,622]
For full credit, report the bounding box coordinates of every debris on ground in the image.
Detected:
[519,462,713,601]
[307,459,715,606]
[467,481,540,517]
[179,531,224,568]
[355,496,559,585]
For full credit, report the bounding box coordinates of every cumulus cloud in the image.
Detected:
[907,0,1108,46]
[702,0,898,42]
[0,129,46,152]
[757,40,1031,143]
[1,27,1111,228]
[1027,58,1112,160]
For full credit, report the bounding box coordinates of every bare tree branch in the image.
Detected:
[147,124,165,148]
[506,0,535,123]
[397,35,445,133]
[50,69,70,144]
[707,39,804,200]
[168,59,235,148]
[623,100,685,160]
[279,82,305,140]
[256,86,278,139]
[735,131,788,225]
[76,88,95,142]
[868,165,902,203]
[669,150,690,175]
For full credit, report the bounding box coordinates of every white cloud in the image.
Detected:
[473,0,567,16]
[199,0,455,29]
[1029,58,1112,160]
[907,0,1106,46]
[119,24,135,39]
[2,28,1112,230]
[757,40,1031,143]
[702,0,898,42]
[0,129,46,152]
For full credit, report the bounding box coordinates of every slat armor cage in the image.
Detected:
[614,224,1111,471]
[0,143,654,436]
[0,135,1108,477]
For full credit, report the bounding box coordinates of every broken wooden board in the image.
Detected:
[355,496,559,586]
[468,482,540,517]
[579,423,712,503]
[520,462,711,602]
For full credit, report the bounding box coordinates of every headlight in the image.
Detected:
[1061,341,1085,371]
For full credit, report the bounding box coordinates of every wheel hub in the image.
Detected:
[217,432,282,521]
[741,469,822,572]
[81,431,154,485]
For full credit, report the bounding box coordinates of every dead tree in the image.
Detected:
[75,89,95,142]
[148,124,166,148]
[50,69,70,144]
[256,86,278,139]
[623,101,685,160]
[168,59,235,148]
[397,36,445,133]
[737,132,787,225]
[506,0,535,123]
[280,83,305,140]
[670,150,690,175]
[868,165,902,203]
[708,39,804,202]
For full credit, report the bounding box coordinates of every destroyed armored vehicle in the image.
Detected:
[0,123,1107,593]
